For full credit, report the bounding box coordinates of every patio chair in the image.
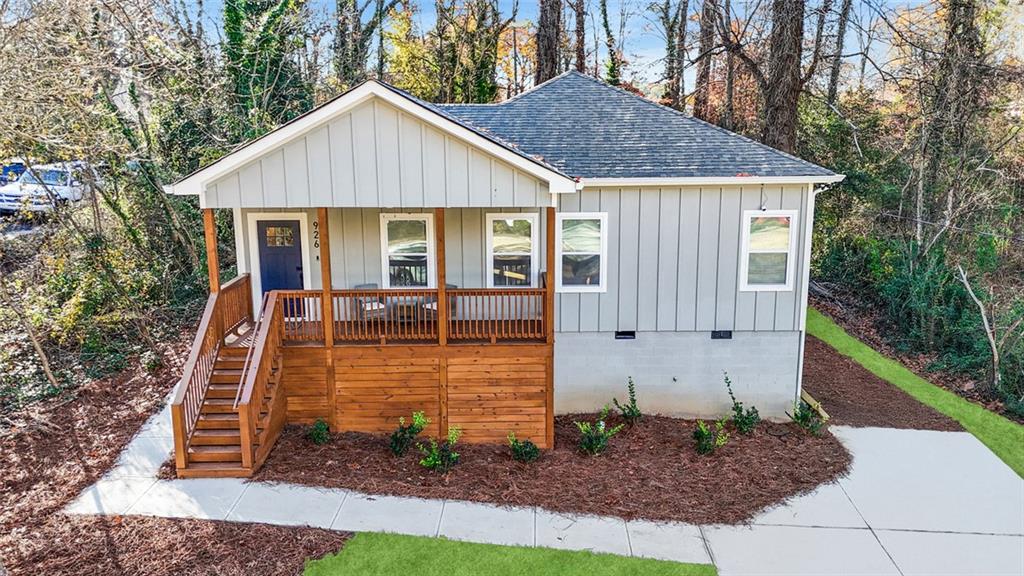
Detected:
[353,283,387,320]
[422,284,458,318]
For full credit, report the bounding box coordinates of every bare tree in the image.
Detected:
[536,0,562,84]
[957,265,1024,396]
[827,0,853,104]
[693,0,717,121]
[650,0,689,110]
[572,0,587,72]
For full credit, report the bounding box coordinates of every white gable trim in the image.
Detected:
[579,175,845,188]
[166,82,576,199]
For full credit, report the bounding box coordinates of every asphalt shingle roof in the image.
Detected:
[437,71,835,180]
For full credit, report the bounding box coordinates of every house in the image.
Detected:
[165,71,844,477]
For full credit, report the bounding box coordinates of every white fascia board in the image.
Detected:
[165,81,576,197]
[579,174,846,188]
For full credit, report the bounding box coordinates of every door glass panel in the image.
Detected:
[492,255,531,286]
[265,226,295,247]
[387,220,427,254]
[561,218,602,252]
[748,216,791,250]
[561,254,601,286]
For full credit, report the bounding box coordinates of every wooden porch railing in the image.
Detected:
[331,289,440,343]
[278,290,324,342]
[234,291,285,470]
[448,288,547,342]
[171,274,252,470]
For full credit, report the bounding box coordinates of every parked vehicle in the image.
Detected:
[0,159,26,185]
[0,162,99,214]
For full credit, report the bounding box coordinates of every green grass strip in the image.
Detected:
[305,532,717,576]
[807,307,1024,477]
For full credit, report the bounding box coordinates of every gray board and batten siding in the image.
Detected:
[555,184,811,334]
[203,98,552,210]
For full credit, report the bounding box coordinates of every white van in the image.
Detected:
[0,162,98,214]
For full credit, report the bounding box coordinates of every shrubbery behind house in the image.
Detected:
[390,411,429,456]
[575,405,625,456]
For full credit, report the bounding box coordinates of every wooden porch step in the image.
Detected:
[191,429,241,446]
[188,444,242,463]
[200,399,238,414]
[210,369,244,384]
[215,358,247,369]
[206,383,240,399]
[177,462,252,478]
[220,346,250,357]
[196,413,239,429]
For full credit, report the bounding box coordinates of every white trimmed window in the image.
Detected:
[739,210,799,291]
[380,213,435,288]
[486,213,539,288]
[555,212,608,293]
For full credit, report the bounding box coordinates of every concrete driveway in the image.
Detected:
[67,404,1024,576]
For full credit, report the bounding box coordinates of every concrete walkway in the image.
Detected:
[67,404,1024,575]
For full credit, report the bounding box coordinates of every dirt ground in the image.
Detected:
[255,414,851,526]
[0,337,346,576]
[802,335,962,431]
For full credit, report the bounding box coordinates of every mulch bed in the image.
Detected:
[802,335,962,431]
[0,335,347,576]
[254,415,851,526]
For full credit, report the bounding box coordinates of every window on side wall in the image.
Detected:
[555,212,608,293]
[739,210,799,291]
[380,213,435,288]
[486,213,539,288]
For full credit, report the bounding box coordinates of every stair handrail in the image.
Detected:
[234,291,283,470]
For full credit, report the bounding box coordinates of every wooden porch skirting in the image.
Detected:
[281,343,553,448]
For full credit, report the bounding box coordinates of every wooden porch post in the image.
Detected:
[435,208,448,436]
[203,208,220,293]
[318,208,337,430]
[545,206,556,448]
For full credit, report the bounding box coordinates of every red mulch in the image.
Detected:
[0,335,347,576]
[802,335,962,431]
[254,414,851,526]
[811,293,1022,423]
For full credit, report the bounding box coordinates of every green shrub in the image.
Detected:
[574,406,625,456]
[507,432,540,463]
[419,426,461,473]
[390,411,430,456]
[612,376,642,426]
[307,418,331,445]
[788,401,824,435]
[693,419,729,455]
[724,372,760,435]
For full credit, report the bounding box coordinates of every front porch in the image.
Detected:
[172,207,556,478]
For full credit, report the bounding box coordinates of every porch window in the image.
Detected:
[555,212,608,293]
[380,213,435,288]
[486,213,539,287]
[739,210,799,291]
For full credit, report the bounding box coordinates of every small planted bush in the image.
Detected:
[613,376,642,426]
[307,418,331,445]
[390,411,430,456]
[693,419,729,455]
[788,401,824,435]
[419,426,462,473]
[575,405,625,456]
[724,372,760,435]
[507,432,540,463]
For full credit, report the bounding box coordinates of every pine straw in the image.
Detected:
[254,414,851,526]
[802,335,963,431]
[0,335,346,576]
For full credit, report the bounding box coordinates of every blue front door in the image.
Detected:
[257,220,303,295]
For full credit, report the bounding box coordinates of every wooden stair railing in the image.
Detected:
[171,274,252,471]
[234,291,286,471]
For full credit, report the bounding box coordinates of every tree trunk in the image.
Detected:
[573,0,586,72]
[761,0,805,153]
[722,0,733,128]
[827,0,853,105]
[536,0,561,85]
[599,0,620,84]
[693,0,716,121]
